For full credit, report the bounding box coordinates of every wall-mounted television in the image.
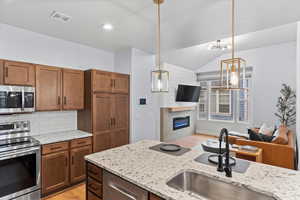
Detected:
[175,84,201,102]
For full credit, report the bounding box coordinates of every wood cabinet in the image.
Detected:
[78,70,130,153]
[42,150,69,195]
[36,65,62,111]
[42,137,92,196]
[70,145,92,184]
[3,61,35,86]
[36,65,84,111]
[0,60,4,85]
[86,162,165,200]
[112,73,129,94]
[62,69,84,110]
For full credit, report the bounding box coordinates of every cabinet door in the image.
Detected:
[36,65,62,111]
[62,69,84,110]
[112,73,129,94]
[0,60,4,85]
[4,61,35,86]
[112,94,129,130]
[93,93,113,152]
[111,129,129,148]
[70,145,92,184]
[42,151,69,195]
[92,70,112,93]
[150,193,165,200]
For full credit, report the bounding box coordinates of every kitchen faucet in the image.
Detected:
[217,128,232,177]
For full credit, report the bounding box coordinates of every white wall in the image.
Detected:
[296,22,300,170]
[160,63,198,108]
[130,48,160,142]
[197,42,297,135]
[0,23,114,135]
[114,48,132,74]
[0,23,114,71]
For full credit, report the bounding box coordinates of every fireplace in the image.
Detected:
[173,116,190,130]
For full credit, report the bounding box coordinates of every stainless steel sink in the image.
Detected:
[166,170,276,200]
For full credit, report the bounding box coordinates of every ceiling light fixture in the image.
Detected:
[215,0,247,90]
[151,0,169,93]
[101,23,114,32]
[208,40,231,51]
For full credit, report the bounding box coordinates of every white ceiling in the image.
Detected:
[1,0,300,53]
[162,23,297,70]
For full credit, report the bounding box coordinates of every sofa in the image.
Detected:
[229,129,295,170]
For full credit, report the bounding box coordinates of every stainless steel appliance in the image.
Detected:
[103,170,148,200]
[0,86,35,114]
[0,121,40,200]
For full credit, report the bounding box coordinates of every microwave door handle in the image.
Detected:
[108,183,137,200]
[0,147,40,161]
[21,88,25,111]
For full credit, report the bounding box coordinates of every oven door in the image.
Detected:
[23,87,35,113]
[0,86,23,114]
[0,147,41,200]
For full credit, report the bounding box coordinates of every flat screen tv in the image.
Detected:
[176,84,201,102]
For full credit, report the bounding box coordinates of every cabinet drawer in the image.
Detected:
[87,162,102,182]
[87,177,102,197]
[87,191,102,200]
[42,142,69,155]
[71,137,92,148]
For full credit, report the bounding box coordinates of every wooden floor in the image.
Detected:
[44,134,215,200]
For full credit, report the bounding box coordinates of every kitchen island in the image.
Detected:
[85,140,300,200]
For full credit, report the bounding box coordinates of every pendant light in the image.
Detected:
[216,0,246,90]
[151,0,169,93]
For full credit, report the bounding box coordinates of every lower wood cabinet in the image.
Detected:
[42,151,69,194]
[86,161,165,200]
[42,137,92,196]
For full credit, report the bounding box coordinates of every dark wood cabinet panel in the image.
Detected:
[63,69,84,110]
[92,70,112,93]
[87,191,102,200]
[70,145,92,184]
[112,73,129,94]
[150,193,165,200]
[87,162,103,182]
[4,61,35,86]
[36,65,62,111]
[93,93,112,133]
[71,137,92,149]
[112,94,129,130]
[87,177,103,198]
[42,151,69,195]
[0,60,4,85]
[93,131,111,153]
[110,129,129,148]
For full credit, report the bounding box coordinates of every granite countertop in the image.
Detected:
[33,130,92,145]
[85,140,300,200]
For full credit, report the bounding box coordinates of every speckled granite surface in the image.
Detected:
[33,130,92,144]
[85,140,300,200]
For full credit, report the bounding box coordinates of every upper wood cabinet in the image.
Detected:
[112,94,129,130]
[62,69,84,110]
[91,70,129,94]
[0,60,4,85]
[92,70,112,93]
[35,65,84,111]
[36,65,62,111]
[112,73,129,94]
[4,61,35,86]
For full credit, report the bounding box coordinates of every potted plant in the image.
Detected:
[275,84,296,127]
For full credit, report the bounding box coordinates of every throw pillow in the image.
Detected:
[272,126,289,145]
[259,123,274,136]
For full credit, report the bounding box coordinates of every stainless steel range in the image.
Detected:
[0,121,40,200]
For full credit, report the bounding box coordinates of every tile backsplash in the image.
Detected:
[0,111,77,136]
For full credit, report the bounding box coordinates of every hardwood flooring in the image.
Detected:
[43,134,215,200]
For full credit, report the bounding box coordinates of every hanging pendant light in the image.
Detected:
[216,0,247,90]
[151,0,169,93]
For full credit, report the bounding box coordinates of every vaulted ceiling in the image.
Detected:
[1,0,300,54]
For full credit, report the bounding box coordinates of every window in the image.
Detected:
[198,79,250,123]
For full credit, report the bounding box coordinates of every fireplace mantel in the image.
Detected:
[167,106,196,112]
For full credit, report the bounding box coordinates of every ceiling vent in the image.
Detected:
[50,11,71,22]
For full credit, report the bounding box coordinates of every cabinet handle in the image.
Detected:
[111,79,113,87]
[64,96,67,105]
[113,118,116,126]
[65,157,68,167]
[110,118,113,128]
[58,96,61,105]
[71,156,74,165]
[113,79,116,88]
[5,67,8,77]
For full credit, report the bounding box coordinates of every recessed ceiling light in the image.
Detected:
[101,23,114,32]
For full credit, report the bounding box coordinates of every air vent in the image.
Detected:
[50,11,71,22]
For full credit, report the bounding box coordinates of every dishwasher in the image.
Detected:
[103,170,148,200]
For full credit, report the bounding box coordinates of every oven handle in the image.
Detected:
[0,147,40,161]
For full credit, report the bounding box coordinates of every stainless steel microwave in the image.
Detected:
[0,86,35,114]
